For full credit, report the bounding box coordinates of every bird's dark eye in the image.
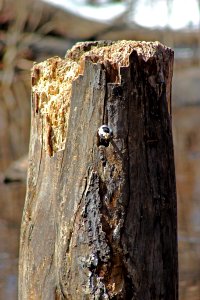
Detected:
[103,127,110,133]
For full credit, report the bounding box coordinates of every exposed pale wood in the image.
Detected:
[19,40,178,300]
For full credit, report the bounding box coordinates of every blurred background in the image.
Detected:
[0,0,199,299]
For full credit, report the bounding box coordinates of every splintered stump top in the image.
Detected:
[19,41,177,300]
[31,40,173,156]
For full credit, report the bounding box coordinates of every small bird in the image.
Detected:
[97,125,113,147]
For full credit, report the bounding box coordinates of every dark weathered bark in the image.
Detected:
[19,41,178,300]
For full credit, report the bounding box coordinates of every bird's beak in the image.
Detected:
[104,133,109,140]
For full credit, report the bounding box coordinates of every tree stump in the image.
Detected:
[19,41,178,300]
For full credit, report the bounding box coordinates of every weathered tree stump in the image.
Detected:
[19,41,178,300]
